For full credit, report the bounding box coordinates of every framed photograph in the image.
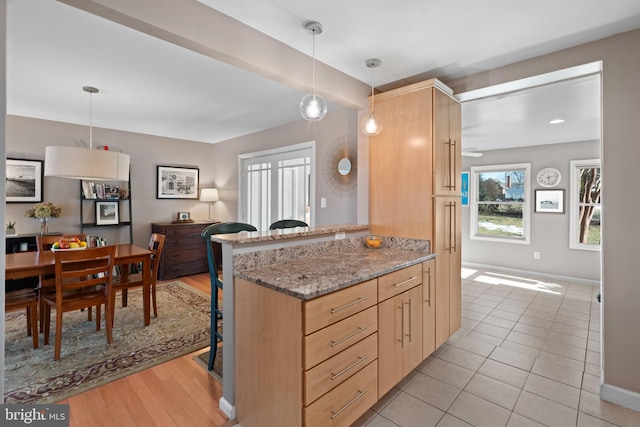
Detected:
[96,201,120,225]
[178,211,190,221]
[535,189,564,213]
[6,158,43,203]
[157,165,199,199]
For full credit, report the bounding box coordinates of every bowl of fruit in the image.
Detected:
[364,235,383,249]
[50,237,88,251]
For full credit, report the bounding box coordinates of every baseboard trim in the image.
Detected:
[601,383,640,412]
[219,397,236,421]
[462,262,601,287]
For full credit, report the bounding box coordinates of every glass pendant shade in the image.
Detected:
[361,112,383,135]
[300,93,328,121]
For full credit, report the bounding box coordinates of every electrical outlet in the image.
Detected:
[534,251,540,259]
[335,231,346,240]
[321,197,327,208]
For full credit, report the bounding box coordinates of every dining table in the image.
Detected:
[5,244,154,326]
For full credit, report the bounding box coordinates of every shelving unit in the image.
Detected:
[79,179,133,244]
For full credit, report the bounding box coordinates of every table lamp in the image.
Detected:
[200,188,219,220]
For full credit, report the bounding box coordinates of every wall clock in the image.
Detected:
[322,135,357,197]
[536,167,561,187]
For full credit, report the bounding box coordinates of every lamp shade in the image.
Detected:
[200,188,219,202]
[44,146,130,181]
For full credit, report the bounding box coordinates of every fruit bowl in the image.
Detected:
[50,237,88,251]
[364,235,383,249]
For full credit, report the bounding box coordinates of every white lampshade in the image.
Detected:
[44,146,130,181]
[200,188,219,202]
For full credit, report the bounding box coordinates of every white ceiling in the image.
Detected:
[7,0,640,150]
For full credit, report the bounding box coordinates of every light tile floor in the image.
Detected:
[352,268,640,427]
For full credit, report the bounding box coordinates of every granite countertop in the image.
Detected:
[210,223,368,245]
[235,245,434,300]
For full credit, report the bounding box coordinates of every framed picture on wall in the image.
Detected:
[535,189,564,213]
[157,165,199,199]
[5,158,43,203]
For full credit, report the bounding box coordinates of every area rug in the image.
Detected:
[193,347,223,383]
[4,281,211,404]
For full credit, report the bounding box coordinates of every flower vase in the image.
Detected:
[39,217,49,235]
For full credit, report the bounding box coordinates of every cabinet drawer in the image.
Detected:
[164,234,203,248]
[305,333,377,406]
[304,360,378,427]
[378,264,422,302]
[164,246,205,262]
[163,224,208,237]
[305,306,377,370]
[162,258,208,279]
[305,279,377,334]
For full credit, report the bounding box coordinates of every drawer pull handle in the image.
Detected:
[330,326,368,347]
[330,296,368,314]
[393,276,418,288]
[330,388,369,420]
[330,355,369,381]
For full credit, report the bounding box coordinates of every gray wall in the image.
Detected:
[5,108,358,246]
[210,108,358,226]
[450,28,640,408]
[6,115,216,247]
[462,140,601,282]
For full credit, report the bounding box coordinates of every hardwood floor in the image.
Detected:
[58,273,231,427]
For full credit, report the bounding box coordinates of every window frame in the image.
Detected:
[569,159,601,251]
[470,163,531,244]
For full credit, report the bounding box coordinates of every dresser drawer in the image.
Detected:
[304,306,377,370]
[304,333,377,406]
[378,264,422,302]
[162,224,208,237]
[164,246,206,262]
[305,279,377,335]
[164,234,204,248]
[304,360,378,427]
[162,258,209,279]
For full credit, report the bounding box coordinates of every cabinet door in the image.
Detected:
[378,294,403,398]
[402,285,423,376]
[434,196,461,345]
[433,90,461,196]
[369,87,433,239]
[422,259,436,358]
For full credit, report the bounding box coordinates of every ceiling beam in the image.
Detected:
[59,0,370,109]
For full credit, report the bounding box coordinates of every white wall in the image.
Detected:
[462,140,601,282]
[450,28,640,409]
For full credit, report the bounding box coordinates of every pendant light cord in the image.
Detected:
[88,90,93,149]
[312,29,317,96]
[370,66,375,113]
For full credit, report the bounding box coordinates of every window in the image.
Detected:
[470,163,531,244]
[239,142,314,230]
[570,159,601,250]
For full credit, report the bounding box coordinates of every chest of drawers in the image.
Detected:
[151,221,218,280]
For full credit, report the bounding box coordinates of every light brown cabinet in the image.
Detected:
[235,277,378,427]
[422,259,436,358]
[369,78,462,350]
[378,285,423,398]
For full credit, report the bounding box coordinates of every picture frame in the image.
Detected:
[535,189,564,213]
[6,158,43,203]
[157,165,199,199]
[96,201,120,225]
[178,211,190,221]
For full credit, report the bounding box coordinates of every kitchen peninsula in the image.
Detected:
[211,224,440,426]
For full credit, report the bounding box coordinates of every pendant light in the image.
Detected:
[299,21,327,121]
[44,86,130,181]
[361,58,383,135]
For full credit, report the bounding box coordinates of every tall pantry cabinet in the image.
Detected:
[369,79,461,351]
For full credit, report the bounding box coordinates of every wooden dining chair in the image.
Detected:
[42,245,116,361]
[201,222,257,370]
[5,288,39,349]
[110,233,166,323]
[268,219,309,230]
[35,234,88,332]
